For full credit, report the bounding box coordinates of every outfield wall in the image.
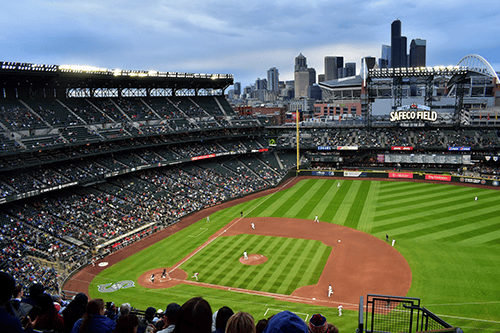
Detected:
[303,170,500,187]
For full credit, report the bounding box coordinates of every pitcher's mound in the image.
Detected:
[239,254,268,265]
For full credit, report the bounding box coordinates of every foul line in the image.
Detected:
[188,228,208,238]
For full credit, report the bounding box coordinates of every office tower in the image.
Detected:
[255,78,267,90]
[409,39,426,67]
[325,56,344,81]
[362,57,377,70]
[267,67,279,92]
[233,82,241,96]
[342,62,356,77]
[380,44,391,68]
[294,53,314,98]
[295,53,307,71]
[318,74,325,83]
[391,19,407,68]
[308,68,317,85]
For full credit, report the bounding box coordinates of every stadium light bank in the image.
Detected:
[369,66,467,78]
[1,62,232,80]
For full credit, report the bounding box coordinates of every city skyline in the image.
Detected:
[1,0,499,89]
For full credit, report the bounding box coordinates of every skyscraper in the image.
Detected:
[325,56,344,81]
[409,39,426,67]
[295,53,307,71]
[380,44,391,68]
[294,53,314,98]
[233,82,241,96]
[267,67,279,92]
[391,19,407,68]
[342,62,356,78]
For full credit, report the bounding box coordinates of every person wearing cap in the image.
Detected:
[262,310,308,333]
[157,303,180,333]
[138,307,157,333]
[308,314,328,333]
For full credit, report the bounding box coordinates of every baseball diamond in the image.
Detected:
[64,177,500,332]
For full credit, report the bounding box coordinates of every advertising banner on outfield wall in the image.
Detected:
[425,174,451,181]
[343,171,367,177]
[312,171,335,176]
[389,172,414,179]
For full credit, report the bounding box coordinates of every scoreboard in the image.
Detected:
[384,154,470,164]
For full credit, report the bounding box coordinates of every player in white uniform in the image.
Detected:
[207,216,210,222]
[192,272,199,281]
[314,215,319,222]
[243,251,248,260]
[251,222,255,230]
[328,284,333,297]
[338,304,343,316]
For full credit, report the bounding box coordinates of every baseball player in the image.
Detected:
[150,274,155,283]
[192,272,199,281]
[314,215,319,223]
[91,258,95,267]
[328,284,333,297]
[243,251,248,260]
[251,222,255,230]
[207,215,210,223]
[337,182,341,187]
[475,196,478,202]
[338,304,343,316]
[240,211,243,218]
[161,269,167,279]
[392,239,396,247]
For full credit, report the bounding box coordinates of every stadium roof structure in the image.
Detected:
[0,61,234,98]
[318,75,363,89]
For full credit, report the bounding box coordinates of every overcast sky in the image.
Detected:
[2,0,499,89]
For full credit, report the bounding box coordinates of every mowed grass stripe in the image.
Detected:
[320,181,353,222]
[270,179,321,217]
[408,212,500,243]
[230,236,277,287]
[357,181,380,233]
[244,191,287,217]
[295,180,335,219]
[245,237,289,290]
[184,235,247,277]
[377,184,479,208]
[344,181,371,229]
[254,180,311,217]
[330,180,361,226]
[446,221,500,244]
[280,240,318,294]
[268,238,307,293]
[376,184,474,211]
[377,181,431,195]
[374,201,500,239]
[373,187,494,221]
[206,235,259,285]
[261,238,297,291]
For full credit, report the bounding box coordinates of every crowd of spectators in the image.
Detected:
[0,150,292,294]
[0,272,341,333]
[276,127,500,149]
[0,96,247,153]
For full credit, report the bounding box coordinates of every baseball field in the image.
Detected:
[72,177,500,332]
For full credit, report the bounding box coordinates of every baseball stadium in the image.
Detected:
[1,58,500,333]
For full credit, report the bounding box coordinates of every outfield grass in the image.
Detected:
[90,178,500,332]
